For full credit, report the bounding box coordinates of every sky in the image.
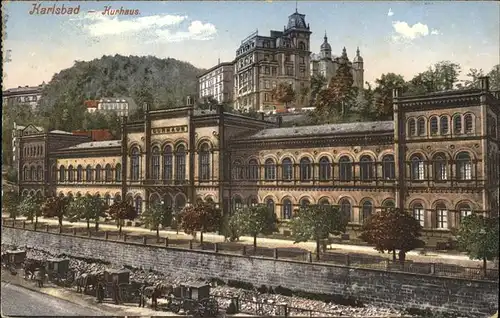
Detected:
[2,1,499,89]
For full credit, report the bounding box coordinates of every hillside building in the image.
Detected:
[85,98,138,117]
[17,77,500,243]
[2,83,46,109]
[198,61,234,104]
[232,10,312,113]
[310,33,364,89]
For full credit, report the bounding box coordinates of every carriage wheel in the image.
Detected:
[119,284,130,303]
[207,298,219,316]
[169,301,181,314]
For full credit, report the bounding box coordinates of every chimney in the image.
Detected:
[479,76,490,92]
[143,102,150,112]
[186,96,194,106]
[277,115,283,127]
[392,88,403,98]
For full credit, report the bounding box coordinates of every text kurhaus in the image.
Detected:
[29,4,80,15]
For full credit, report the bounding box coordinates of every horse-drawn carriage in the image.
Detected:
[2,250,26,269]
[103,268,141,303]
[166,282,219,317]
[45,258,74,287]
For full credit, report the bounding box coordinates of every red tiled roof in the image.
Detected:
[84,100,99,108]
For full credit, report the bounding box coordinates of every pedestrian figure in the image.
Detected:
[96,281,104,303]
[37,267,46,288]
[151,283,159,311]
[139,281,147,307]
[112,281,119,304]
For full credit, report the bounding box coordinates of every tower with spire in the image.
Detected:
[310,40,364,90]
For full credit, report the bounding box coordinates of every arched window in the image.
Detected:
[232,160,244,180]
[95,164,102,182]
[105,164,112,182]
[232,196,243,212]
[319,198,330,206]
[59,166,66,182]
[248,196,258,207]
[264,159,276,180]
[174,195,186,212]
[453,115,462,134]
[319,157,331,181]
[163,195,173,208]
[115,163,122,182]
[266,198,275,214]
[114,194,122,203]
[67,166,74,182]
[435,203,448,229]
[29,166,36,180]
[430,116,438,135]
[23,166,29,181]
[248,159,259,180]
[456,152,472,180]
[299,157,312,181]
[130,147,140,181]
[440,116,449,135]
[412,203,425,226]
[433,153,447,180]
[300,198,310,207]
[382,155,395,179]
[151,146,161,180]
[359,155,374,181]
[408,118,416,136]
[361,201,373,223]
[134,196,143,216]
[382,200,395,210]
[86,165,93,182]
[51,165,57,182]
[417,118,425,136]
[457,203,472,222]
[149,194,161,206]
[175,145,186,181]
[104,195,111,207]
[339,156,352,181]
[464,114,473,134]
[163,145,173,180]
[282,199,292,219]
[37,166,43,181]
[198,143,210,181]
[410,154,425,180]
[76,165,83,182]
[282,158,293,181]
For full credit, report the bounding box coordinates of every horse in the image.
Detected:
[23,259,46,280]
[141,283,173,310]
[74,271,104,294]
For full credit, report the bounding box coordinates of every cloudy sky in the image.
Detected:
[3,1,499,89]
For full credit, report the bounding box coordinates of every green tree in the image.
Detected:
[18,195,42,225]
[180,199,222,245]
[289,204,348,261]
[271,82,296,109]
[408,61,462,94]
[230,204,279,250]
[456,214,499,276]
[458,68,485,89]
[41,195,71,228]
[3,191,20,219]
[108,201,137,236]
[359,208,425,262]
[309,74,326,107]
[67,194,107,231]
[487,64,500,91]
[141,201,173,241]
[373,73,407,120]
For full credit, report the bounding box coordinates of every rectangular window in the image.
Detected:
[264,80,270,89]
[436,209,448,229]
[413,208,425,227]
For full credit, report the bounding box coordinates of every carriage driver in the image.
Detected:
[96,278,105,303]
[36,266,46,288]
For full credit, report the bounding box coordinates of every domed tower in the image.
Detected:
[320,32,332,60]
[352,47,364,89]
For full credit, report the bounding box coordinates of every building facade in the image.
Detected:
[233,10,312,113]
[18,78,500,240]
[198,62,234,104]
[310,33,364,89]
[2,83,46,109]
[85,98,138,117]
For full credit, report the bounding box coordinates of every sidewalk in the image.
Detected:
[8,215,484,267]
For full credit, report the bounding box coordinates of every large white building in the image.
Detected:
[2,83,46,109]
[85,98,138,117]
[198,62,234,104]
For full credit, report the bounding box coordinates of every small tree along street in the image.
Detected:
[18,195,42,225]
[230,204,279,250]
[456,214,499,276]
[141,201,173,242]
[180,199,222,245]
[289,205,348,261]
[67,194,107,231]
[271,82,296,110]
[41,195,71,229]
[108,201,137,236]
[359,208,425,262]
[2,191,20,220]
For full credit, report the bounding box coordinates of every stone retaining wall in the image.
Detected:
[2,226,498,316]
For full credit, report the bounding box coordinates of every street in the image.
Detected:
[1,282,106,316]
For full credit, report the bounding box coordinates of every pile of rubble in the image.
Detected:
[4,245,410,317]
